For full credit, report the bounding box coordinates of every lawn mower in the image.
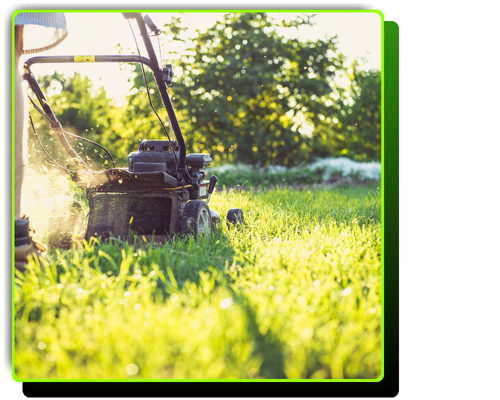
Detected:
[23,13,244,246]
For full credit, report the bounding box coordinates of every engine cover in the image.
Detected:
[128,140,179,176]
[186,153,212,168]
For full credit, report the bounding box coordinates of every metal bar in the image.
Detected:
[22,53,171,174]
[132,14,188,179]
[23,69,87,168]
[24,54,155,70]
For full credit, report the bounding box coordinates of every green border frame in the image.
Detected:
[11,8,402,394]
[381,20,399,396]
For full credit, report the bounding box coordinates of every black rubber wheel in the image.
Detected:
[227,208,244,226]
[181,200,213,236]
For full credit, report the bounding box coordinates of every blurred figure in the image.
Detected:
[14,13,68,272]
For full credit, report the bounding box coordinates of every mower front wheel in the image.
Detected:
[181,200,213,236]
[227,208,244,226]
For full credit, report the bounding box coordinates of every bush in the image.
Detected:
[207,157,381,187]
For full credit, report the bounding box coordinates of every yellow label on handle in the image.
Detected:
[74,55,95,63]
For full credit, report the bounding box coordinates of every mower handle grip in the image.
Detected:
[208,175,217,195]
[143,15,161,35]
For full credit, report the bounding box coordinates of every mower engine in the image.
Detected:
[128,139,212,197]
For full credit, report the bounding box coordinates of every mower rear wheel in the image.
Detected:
[181,200,212,236]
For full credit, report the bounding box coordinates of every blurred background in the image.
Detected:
[24,11,382,170]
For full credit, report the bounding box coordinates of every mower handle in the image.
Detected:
[24,13,191,185]
[122,13,140,20]
[123,13,189,183]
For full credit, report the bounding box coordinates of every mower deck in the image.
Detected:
[82,168,211,242]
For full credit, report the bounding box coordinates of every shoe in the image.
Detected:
[15,218,46,273]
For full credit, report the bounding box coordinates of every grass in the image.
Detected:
[14,183,381,380]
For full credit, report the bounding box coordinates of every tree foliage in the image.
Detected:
[311,66,381,161]
[28,13,381,169]
[171,12,348,166]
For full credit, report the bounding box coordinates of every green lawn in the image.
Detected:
[14,184,382,380]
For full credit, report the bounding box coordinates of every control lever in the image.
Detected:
[143,15,161,36]
[206,175,217,205]
[162,64,174,85]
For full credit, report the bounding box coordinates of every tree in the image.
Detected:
[341,68,381,161]
[171,12,351,166]
[111,12,382,166]
[311,66,381,161]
